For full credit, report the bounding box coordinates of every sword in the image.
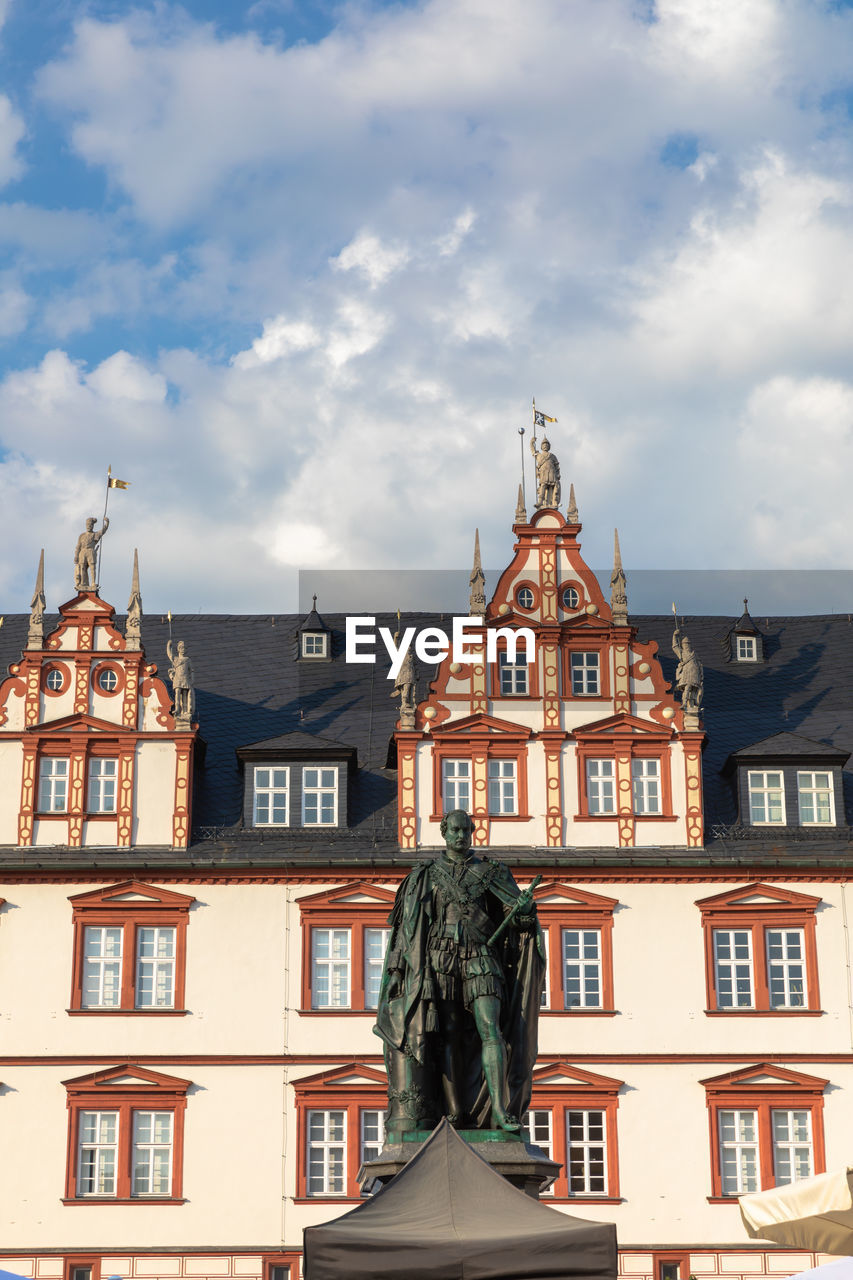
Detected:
[487,874,542,946]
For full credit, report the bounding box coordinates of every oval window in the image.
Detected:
[516,587,534,610]
[562,586,580,610]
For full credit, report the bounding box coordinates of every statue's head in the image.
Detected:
[683,639,694,657]
[85,517,96,530]
[541,438,551,452]
[177,640,186,655]
[440,808,473,855]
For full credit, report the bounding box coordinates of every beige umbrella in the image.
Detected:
[740,1168,853,1255]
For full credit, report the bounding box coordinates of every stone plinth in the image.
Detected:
[358,1128,560,1199]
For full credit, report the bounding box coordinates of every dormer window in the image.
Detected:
[298,594,332,661]
[747,771,785,825]
[727,734,848,831]
[736,636,757,662]
[797,772,835,825]
[301,633,328,659]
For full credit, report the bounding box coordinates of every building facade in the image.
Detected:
[1,497,852,1280]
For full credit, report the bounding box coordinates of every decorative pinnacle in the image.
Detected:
[469,528,486,618]
[610,528,628,625]
[27,549,46,649]
[125,548,143,649]
[515,483,526,524]
[567,483,579,524]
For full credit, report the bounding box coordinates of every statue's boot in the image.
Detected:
[440,1039,464,1126]
[482,1039,520,1133]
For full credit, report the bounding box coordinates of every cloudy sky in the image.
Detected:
[1,0,853,614]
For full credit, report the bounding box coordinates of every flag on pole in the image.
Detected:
[534,409,557,428]
[108,476,130,489]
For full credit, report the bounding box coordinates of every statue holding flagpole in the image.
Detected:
[529,400,561,510]
[74,516,110,591]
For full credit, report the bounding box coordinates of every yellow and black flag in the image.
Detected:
[108,470,130,489]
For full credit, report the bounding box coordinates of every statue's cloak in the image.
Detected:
[374,858,545,1132]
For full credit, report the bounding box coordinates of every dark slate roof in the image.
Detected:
[237,731,357,753]
[728,732,849,762]
[2,608,853,867]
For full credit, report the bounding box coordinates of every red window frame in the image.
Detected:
[68,881,194,1014]
[534,882,618,1015]
[527,1063,622,1202]
[298,883,397,1013]
[63,1063,190,1204]
[65,1256,101,1280]
[42,662,70,697]
[573,716,675,822]
[90,661,126,698]
[293,1063,387,1202]
[701,1063,827,1201]
[696,883,822,1014]
[263,1255,302,1280]
[428,715,533,821]
[562,637,611,701]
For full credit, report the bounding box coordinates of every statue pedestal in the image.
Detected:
[358,1129,560,1199]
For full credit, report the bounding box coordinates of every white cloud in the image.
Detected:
[87,351,167,403]
[735,375,853,564]
[331,231,409,287]
[233,317,322,369]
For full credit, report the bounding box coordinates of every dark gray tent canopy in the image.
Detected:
[304,1120,618,1280]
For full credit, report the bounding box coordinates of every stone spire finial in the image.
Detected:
[126,549,143,650]
[610,529,628,626]
[469,529,486,618]
[567,483,579,524]
[27,550,46,650]
[515,483,527,525]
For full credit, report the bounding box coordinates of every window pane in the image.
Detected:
[82,926,123,1008]
[713,930,754,1008]
[563,929,602,1009]
[566,1110,607,1194]
[312,928,351,1008]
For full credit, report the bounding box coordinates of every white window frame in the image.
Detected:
[77,1110,118,1197]
[570,652,600,696]
[523,1109,554,1195]
[131,1111,174,1196]
[566,1109,607,1195]
[311,927,351,1009]
[736,636,757,661]
[46,668,64,691]
[747,770,786,825]
[442,759,471,813]
[360,1108,385,1166]
[253,766,290,826]
[766,928,807,1009]
[301,633,328,658]
[713,928,755,1009]
[88,758,118,813]
[488,759,518,815]
[97,667,119,692]
[797,771,835,825]
[562,586,580,610]
[719,1109,759,1195]
[135,925,177,1009]
[562,928,603,1010]
[540,926,550,1007]
[307,1109,346,1196]
[302,767,338,826]
[631,758,661,815]
[586,759,615,814]
[772,1109,813,1186]
[364,926,391,1011]
[38,757,68,812]
[498,650,528,695]
[81,925,123,1009]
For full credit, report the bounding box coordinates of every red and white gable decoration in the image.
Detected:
[396,505,704,852]
[0,591,195,849]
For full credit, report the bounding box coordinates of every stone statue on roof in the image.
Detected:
[391,629,417,729]
[74,516,110,591]
[167,638,195,723]
[672,608,703,725]
[529,435,561,510]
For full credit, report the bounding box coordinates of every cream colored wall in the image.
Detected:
[0,740,22,843]
[90,670,127,724]
[32,817,67,846]
[0,883,288,1057]
[1,684,25,730]
[133,742,178,846]
[40,672,75,722]
[0,1065,286,1249]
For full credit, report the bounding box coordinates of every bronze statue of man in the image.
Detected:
[374,809,544,1141]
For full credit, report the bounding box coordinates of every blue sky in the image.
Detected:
[2,0,853,614]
